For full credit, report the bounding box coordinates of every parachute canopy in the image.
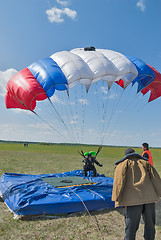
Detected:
[5,47,161,111]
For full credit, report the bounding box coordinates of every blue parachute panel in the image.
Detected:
[126,55,155,92]
[28,57,68,98]
[0,170,114,216]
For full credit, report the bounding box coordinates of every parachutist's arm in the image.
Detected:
[96,146,102,156]
[94,158,103,167]
[78,150,85,158]
[97,163,103,167]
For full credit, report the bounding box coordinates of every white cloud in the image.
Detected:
[51,94,64,103]
[50,93,76,105]
[87,128,96,135]
[79,98,88,105]
[46,7,77,23]
[150,131,161,137]
[0,122,61,142]
[56,0,69,6]
[157,54,161,60]
[28,122,51,130]
[137,0,146,12]
[107,91,118,100]
[101,86,108,94]
[7,107,35,115]
[10,109,27,114]
[0,69,17,96]
[70,119,77,124]
[70,114,78,124]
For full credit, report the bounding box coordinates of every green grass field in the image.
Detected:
[0,143,161,240]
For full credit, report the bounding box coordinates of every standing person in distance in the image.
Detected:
[112,148,161,240]
[142,142,153,166]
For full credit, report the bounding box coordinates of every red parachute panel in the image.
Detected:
[5,68,47,111]
[141,65,161,102]
[115,79,124,88]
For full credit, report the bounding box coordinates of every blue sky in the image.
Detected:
[0,0,161,147]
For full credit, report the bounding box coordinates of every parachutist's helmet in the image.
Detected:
[84,151,96,158]
[89,151,97,157]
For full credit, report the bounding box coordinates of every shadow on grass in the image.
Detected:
[105,199,161,227]
[19,199,161,227]
[103,199,161,227]
[19,206,125,222]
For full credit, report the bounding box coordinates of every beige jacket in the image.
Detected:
[112,153,161,207]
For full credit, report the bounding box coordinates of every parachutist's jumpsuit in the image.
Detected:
[83,156,102,177]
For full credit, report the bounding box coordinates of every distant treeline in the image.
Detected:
[0,140,37,144]
[0,140,160,149]
[0,140,126,147]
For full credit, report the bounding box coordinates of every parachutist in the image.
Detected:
[82,151,103,177]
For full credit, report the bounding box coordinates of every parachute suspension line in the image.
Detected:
[101,84,142,142]
[9,90,74,143]
[123,84,141,111]
[136,99,149,112]
[62,86,81,145]
[62,88,81,144]
[120,84,142,114]
[35,100,67,134]
[120,84,146,113]
[101,87,125,145]
[106,84,134,133]
[82,183,110,237]
[100,81,110,145]
[94,82,102,145]
[83,185,106,203]
[62,172,105,240]
[47,97,77,144]
[73,86,81,144]
[48,97,70,131]
[133,91,147,111]
[112,84,144,124]
[118,84,133,114]
[51,92,66,126]
[32,110,71,143]
[80,85,87,144]
[68,187,105,240]
[39,98,76,144]
[57,91,77,143]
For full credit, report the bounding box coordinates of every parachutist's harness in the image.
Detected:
[78,146,103,177]
[83,156,102,177]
